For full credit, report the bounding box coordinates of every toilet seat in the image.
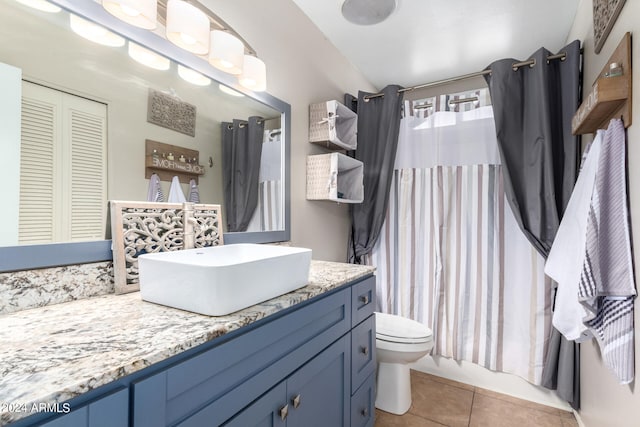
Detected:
[375,312,433,344]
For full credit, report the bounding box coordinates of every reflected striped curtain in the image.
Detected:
[368,99,552,384]
[246,128,283,232]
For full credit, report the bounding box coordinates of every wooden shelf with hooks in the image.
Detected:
[572,32,632,135]
[145,139,205,184]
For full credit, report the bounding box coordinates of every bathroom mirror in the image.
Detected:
[0,0,291,271]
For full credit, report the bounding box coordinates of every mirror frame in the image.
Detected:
[0,0,291,272]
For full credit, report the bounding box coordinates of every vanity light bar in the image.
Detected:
[101,0,267,91]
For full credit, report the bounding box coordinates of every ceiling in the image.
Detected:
[291,0,581,89]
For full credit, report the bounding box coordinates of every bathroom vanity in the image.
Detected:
[0,261,376,427]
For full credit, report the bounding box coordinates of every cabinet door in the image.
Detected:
[222,382,286,427]
[286,335,350,427]
[38,388,128,427]
[350,373,375,427]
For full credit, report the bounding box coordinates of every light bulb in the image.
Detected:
[128,42,170,70]
[166,0,209,54]
[209,30,244,75]
[178,65,210,86]
[69,14,125,47]
[102,0,157,30]
[239,55,266,92]
[219,84,244,97]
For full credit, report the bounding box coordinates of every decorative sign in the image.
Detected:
[145,139,204,184]
[572,82,600,132]
[593,0,626,54]
[147,89,197,137]
[150,156,205,175]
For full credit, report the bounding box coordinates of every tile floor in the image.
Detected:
[374,371,579,427]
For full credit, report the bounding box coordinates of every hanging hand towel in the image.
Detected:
[188,179,200,203]
[146,173,165,202]
[579,118,636,384]
[167,176,187,203]
[545,131,602,341]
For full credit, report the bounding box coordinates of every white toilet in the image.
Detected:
[375,312,434,415]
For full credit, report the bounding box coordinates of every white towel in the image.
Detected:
[579,118,636,384]
[167,176,186,203]
[188,179,200,203]
[546,131,602,341]
[147,173,164,202]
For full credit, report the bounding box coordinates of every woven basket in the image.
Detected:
[306,153,363,203]
[308,100,357,150]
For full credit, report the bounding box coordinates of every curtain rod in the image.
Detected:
[363,52,569,101]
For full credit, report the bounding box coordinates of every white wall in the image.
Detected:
[0,62,21,246]
[200,0,377,261]
[566,1,640,426]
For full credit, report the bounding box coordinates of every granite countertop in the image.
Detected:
[0,260,375,426]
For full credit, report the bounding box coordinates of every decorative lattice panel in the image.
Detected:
[110,201,223,294]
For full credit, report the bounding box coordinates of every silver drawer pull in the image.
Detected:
[361,408,368,417]
[359,295,370,305]
[361,346,369,356]
[279,404,289,420]
[292,394,301,409]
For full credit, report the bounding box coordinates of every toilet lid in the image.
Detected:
[375,312,433,344]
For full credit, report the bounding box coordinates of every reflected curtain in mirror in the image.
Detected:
[222,117,264,232]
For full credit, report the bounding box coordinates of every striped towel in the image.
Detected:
[579,118,636,384]
[188,179,200,203]
[147,173,164,202]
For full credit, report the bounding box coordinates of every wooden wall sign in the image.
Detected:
[145,139,205,184]
[572,32,632,135]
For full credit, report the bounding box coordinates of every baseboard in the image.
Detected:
[411,355,572,411]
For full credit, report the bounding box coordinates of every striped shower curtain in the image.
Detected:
[368,97,552,384]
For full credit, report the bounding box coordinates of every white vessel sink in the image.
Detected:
[138,244,312,316]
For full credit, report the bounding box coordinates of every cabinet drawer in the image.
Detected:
[351,276,375,327]
[351,314,375,394]
[133,288,351,427]
[351,372,375,427]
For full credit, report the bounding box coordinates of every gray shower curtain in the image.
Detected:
[348,85,404,264]
[221,117,264,232]
[484,40,581,408]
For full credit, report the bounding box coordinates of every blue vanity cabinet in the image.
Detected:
[132,276,377,427]
[12,274,377,427]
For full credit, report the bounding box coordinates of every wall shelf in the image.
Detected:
[145,139,205,184]
[309,100,358,151]
[572,32,632,135]
[306,153,364,203]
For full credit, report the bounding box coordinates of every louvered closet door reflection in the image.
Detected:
[65,95,107,242]
[20,82,107,244]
